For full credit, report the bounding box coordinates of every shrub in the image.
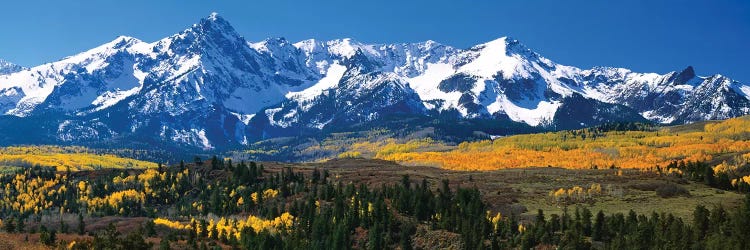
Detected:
[655,183,690,198]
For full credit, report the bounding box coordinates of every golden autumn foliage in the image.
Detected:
[154,218,192,230]
[1,172,63,215]
[548,183,603,205]
[0,146,157,171]
[337,151,362,158]
[487,211,503,232]
[333,138,449,160]
[0,163,190,218]
[374,116,750,171]
[155,212,295,240]
[251,189,279,203]
[732,174,750,187]
[86,189,145,213]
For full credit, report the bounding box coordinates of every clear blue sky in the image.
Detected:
[1,0,748,82]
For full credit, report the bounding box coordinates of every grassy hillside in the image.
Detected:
[352,116,750,171]
[273,159,744,219]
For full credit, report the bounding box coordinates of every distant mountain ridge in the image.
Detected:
[0,13,747,150]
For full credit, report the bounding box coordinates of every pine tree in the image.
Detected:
[144,220,156,237]
[592,210,605,241]
[581,207,592,236]
[159,238,170,250]
[332,222,350,250]
[704,166,716,187]
[708,205,727,234]
[211,155,220,170]
[693,205,710,239]
[312,168,321,184]
[60,218,69,234]
[400,222,415,250]
[4,217,15,233]
[731,194,750,249]
[188,220,197,246]
[210,225,219,240]
[39,225,56,246]
[16,217,24,233]
[368,223,382,250]
[199,219,208,238]
[78,213,85,235]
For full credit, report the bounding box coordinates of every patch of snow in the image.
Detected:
[494,95,561,126]
[458,37,530,79]
[735,85,750,99]
[92,87,141,111]
[285,63,347,109]
[196,129,212,149]
[230,112,255,125]
[171,128,213,150]
[531,62,573,97]
[641,110,675,124]
[407,63,463,112]
[311,117,333,129]
[90,60,145,111]
[673,84,695,92]
[265,107,289,127]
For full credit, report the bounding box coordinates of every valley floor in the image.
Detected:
[269,158,744,220]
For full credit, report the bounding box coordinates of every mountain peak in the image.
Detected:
[108,35,142,49]
[679,65,695,77]
[208,12,221,20]
[417,39,444,49]
[203,12,228,25]
[195,12,237,35]
[671,66,697,85]
[113,35,138,41]
[476,36,509,47]
[472,36,529,54]
[0,59,25,75]
[171,12,245,49]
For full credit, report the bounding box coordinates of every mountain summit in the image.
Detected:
[0,13,747,150]
[0,59,25,75]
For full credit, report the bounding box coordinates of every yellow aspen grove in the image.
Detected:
[360,116,750,171]
[0,146,157,171]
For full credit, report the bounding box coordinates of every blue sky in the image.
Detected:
[1,0,748,82]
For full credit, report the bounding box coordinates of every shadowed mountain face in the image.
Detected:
[0,13,748,150]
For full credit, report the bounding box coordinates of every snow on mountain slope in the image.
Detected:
[734,84,750,99]
[264,35,750,129]
[458,37,533,79]
[284,63,347,110]
[0,12,747,150]
[407,63,461,110]
[0,36,150,116]
[252,51,425,132]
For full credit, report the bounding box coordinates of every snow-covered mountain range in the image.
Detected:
[0,13,748,150]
